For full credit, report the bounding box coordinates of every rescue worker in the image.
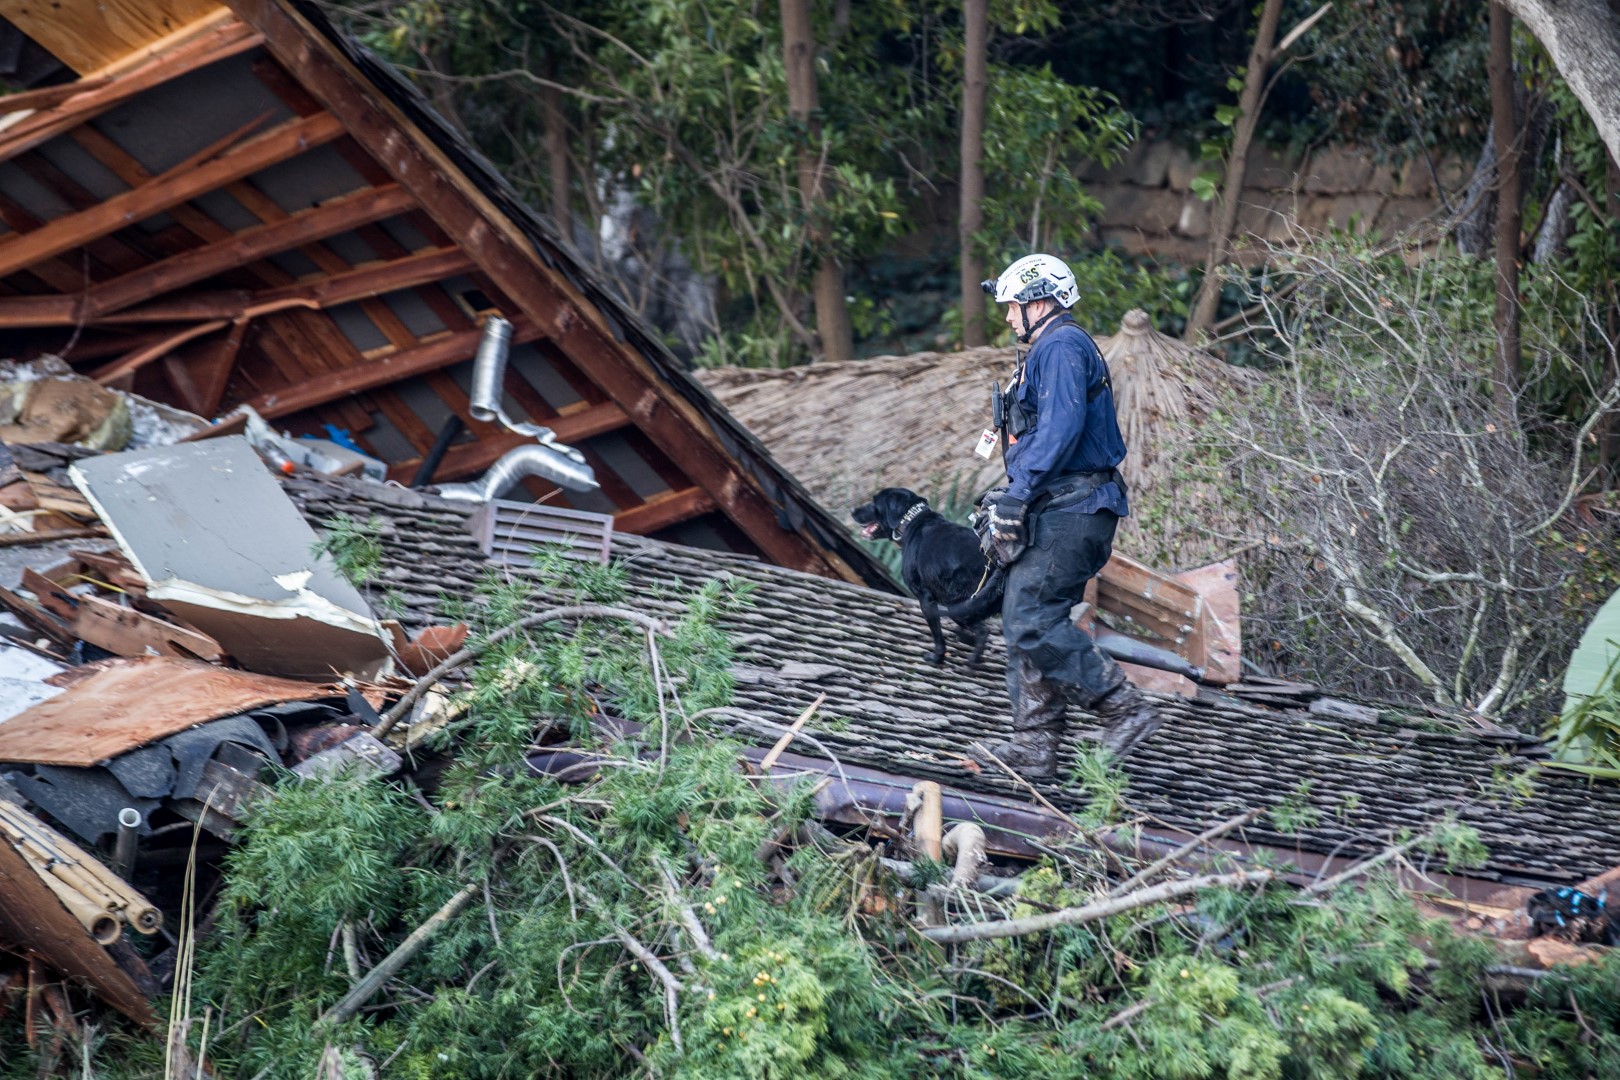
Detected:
[970,253,1162,779]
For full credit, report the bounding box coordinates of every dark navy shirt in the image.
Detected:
[1003,315,1130,516]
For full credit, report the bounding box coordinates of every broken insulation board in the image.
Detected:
[69,438,390,679]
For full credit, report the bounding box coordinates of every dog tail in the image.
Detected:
[941,565,1006,622]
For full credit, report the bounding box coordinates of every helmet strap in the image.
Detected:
[1016,303,1063,344]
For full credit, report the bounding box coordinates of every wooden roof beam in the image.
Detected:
[247,318,541,419]
[0,247,469,329]
[0,18,262,167]
[612,487,718,535]
[0,111,344,282]
[227,0,861,582]
[87,184,415,317]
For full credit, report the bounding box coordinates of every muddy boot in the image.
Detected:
[1092,680,1162,760]
[969,656,1068,780]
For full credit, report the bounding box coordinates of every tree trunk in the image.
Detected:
[1454,128,1499,258]
[781,0,853,364]
[1604,149,1620,476]
[959,0,989,348]
[1502,0,1620,171]
[1183,0,1286,343]
[542,59,572,245]
[1489,2,1522,396]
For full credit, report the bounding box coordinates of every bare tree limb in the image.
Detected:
[922,871,1273,944]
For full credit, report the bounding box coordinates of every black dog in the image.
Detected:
[851,487,1002,665]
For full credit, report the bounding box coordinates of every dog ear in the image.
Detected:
[874,489,909,527]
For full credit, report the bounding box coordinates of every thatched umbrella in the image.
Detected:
[1096,309,1260,567]
[696,347,1017,513]
[697,313,1259,564]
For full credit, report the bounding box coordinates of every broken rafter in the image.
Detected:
[0,18,263,167]
[248,319,543,419]
[0,247,469,333]
[81,184,415,320]
[612,487,717,535]
[0,111,344,282]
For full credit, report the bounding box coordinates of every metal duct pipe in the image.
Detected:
[455,315,598,495]
[1094,627,1206,683]
[112,807,141,881]
[470,316,553,440]
[436,442,599,500]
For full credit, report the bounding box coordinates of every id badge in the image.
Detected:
[973,429,997,459]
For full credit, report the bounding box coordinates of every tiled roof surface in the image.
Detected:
[287,473,1620,888]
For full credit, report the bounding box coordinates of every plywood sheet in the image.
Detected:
[0,0,225,75]
[0,656,341,766]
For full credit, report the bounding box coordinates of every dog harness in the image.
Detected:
[892,501,929,543]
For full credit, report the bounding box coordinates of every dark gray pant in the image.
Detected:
[1000,508,1125,712]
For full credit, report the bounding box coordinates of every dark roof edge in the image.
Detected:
[288,0,899,593]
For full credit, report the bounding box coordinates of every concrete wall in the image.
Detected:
[1080,140,1469,264]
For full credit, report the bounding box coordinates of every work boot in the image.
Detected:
[1091,680,1162,760]
[968,656,1068,780]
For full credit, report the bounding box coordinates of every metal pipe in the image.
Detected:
[112,807,141,881]
[411,414,466,489]
[468,316,515,427]
[436,441,599,499]
[469,315,553,440]
[1094,627,1206,683]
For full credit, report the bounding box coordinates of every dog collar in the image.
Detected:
[892,501,928,542]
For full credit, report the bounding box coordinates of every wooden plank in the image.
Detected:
[0,0,226,75]
[612,486,717,535]
[248,319,541,418]
[90,319,230,384]
[0,111,344,281]
[255,246,470,310]
[0,78,115,117]
[0,192,107,293]
[69,594,224,661]
[385,399,629,484]
[0,583,73,649]
[228,0,863,579]
[0,247,468,331]
[0,17,260,166]
[8,153,158,274]
[83,184,413,318]
[0,657,344,767]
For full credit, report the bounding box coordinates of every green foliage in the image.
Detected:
[16,554,1620,1078]
[1548,589,1620,775]
[311,513,386,587]
[1306,1,1491,157]
[978,64,1136,256]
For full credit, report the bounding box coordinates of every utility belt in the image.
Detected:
[1029,468,1124,515]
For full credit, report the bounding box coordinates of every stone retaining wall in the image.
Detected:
[1080,140,1468,263]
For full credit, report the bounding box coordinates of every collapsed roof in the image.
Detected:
[285,470,1618,899]
[0,0,892,588]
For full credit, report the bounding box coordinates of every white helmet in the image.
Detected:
[982,253,1079,309]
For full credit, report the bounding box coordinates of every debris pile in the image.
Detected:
[0,427,473,1044]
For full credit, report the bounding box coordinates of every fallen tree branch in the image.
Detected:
[374,605,669,738]
[921,870,1273,944]
[320,882,480,1027]
[1108,809,1262,897]
[1299,837,1424,898]
[758,693,825,772]
[1101,997,1155,1031]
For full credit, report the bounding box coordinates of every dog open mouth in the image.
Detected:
[860,521,881,539]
